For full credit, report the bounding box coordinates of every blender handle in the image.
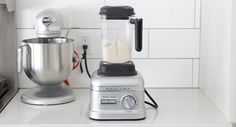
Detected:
[130,18,143,52]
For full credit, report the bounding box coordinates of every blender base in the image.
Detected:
[21,84,75,105]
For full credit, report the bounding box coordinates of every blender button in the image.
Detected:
[100,99,109,104]
[108,99,117,104]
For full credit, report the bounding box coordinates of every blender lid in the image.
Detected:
[99,6,135,19]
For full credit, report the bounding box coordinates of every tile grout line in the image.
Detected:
[192,59,194,88]
[194,0,197,28]
[16,28,201,30]
[19,87,200,90]
[193,0,201,88]
[192,0,200,89]
[148,28,150,59]
[198,0,202,88]
[103,0,106,5]
[86,58,200,60]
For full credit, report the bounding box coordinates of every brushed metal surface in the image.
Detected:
[121,95,136,109]
[36,9,63,38]
[21,84,75,105]
[21,38,74,86]
[89,71,146,120]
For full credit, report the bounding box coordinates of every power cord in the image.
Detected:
[81,45,91,78]
[145,89,158,109]
[80,45,158,109]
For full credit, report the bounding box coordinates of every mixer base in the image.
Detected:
[21,84,75,105]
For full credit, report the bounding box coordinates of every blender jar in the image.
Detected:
[99,6,143,63]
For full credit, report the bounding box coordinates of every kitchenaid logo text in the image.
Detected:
[91,86,137,92]
[103,87,131,92]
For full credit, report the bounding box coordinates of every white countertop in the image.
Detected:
[0,89,232,127]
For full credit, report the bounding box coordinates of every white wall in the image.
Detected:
[200,0,236,123]
[229,1,236,124]
[0,0,5,4]
[16,0,201,88]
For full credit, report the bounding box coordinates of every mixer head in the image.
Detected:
[35,8,64,38]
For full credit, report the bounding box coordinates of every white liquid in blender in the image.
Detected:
[103,39,131,63]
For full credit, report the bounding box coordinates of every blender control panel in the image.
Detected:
[99,93,138,110]
[100,98,117,104]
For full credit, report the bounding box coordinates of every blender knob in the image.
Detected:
[121,95,136,109]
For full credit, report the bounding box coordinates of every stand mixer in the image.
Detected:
[20,9,75,105]
[89,6,146,120]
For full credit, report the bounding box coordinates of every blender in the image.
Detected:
[89,6,146,120]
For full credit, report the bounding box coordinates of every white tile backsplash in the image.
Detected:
[17,29,36,45]
[67,29,149,59]
[106,0,195,28]
[16,0,201,88]
[16,0,196,29]
[195,0,201,28]
[18,59,193,88]
[66,29,103,58]
[16,0,104,28]
[74,59,193,88]
[149,29,200,58]
[134,59,193,87]
[193,59,199,87]
[17,29,149,59]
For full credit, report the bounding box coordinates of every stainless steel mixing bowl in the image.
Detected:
[21,38,74,86]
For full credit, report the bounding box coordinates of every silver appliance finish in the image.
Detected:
[20,38,75,105]
[22,38,74,86]
[36,8,63,38]
[89,71,146,120]
[21,84,74,105]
